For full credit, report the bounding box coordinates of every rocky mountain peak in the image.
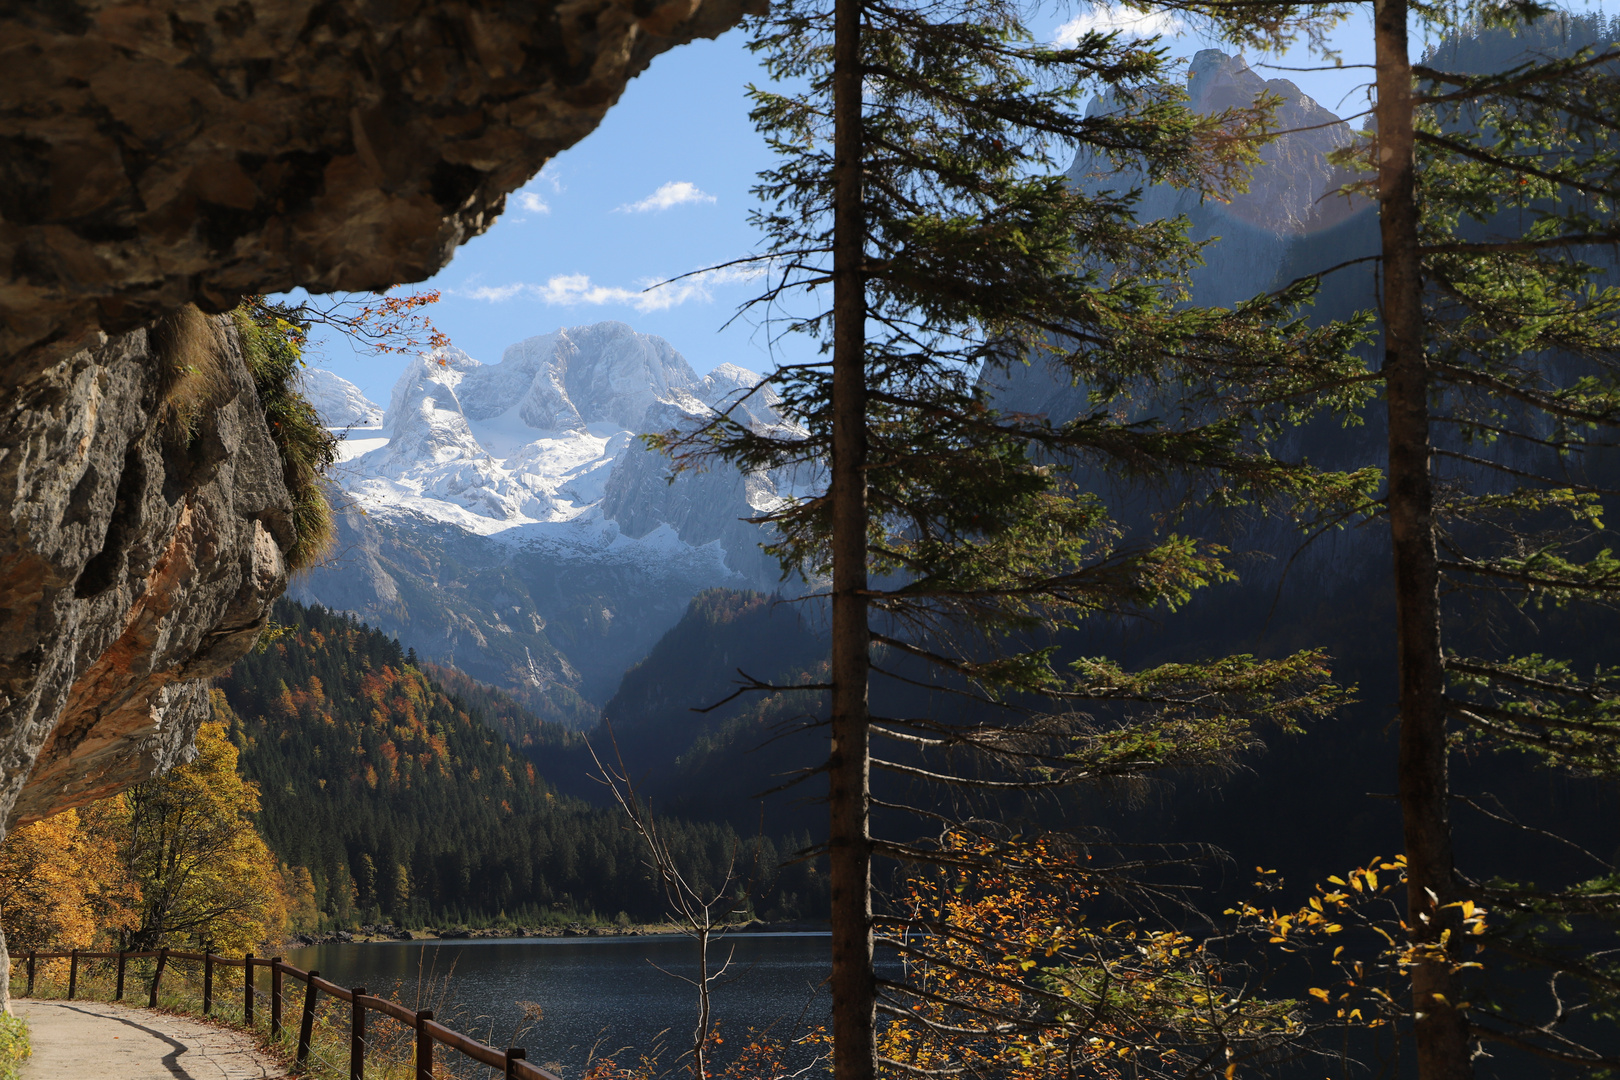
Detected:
[1074,50,1359,242]
[320,321,780,532]
[494,321,704,433]
[303,368,386,428]
[991,51,1375,413]
[295,320,794,706]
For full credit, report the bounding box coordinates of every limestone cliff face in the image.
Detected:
[0,314,294,833]
[0,0,762,378]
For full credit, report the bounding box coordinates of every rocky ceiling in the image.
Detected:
[0,0,761,382]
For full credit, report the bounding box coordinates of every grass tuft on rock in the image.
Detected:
[151,305,231,446]
[232,302,338,571]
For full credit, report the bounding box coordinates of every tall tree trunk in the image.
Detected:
[1374,2,1472,1077]
[828,0,875,1077]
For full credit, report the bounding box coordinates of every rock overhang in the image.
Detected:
[0,0,765,382]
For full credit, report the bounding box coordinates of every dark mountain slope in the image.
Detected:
[597,589,829,830]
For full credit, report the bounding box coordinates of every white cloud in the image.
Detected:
[456,263,766,313]
[1053,4,1183,44]
[616,181,717,214]
[508,162,563,219]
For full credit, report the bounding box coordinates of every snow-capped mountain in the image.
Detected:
[303,367,386,427]
[291,322,799,709]
[341,323,788,531]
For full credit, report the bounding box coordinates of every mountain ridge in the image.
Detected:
[294,321,799,705]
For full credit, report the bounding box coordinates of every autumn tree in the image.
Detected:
[658,0,1387,1074]
[0,803,137,954]
[116,694,290,952]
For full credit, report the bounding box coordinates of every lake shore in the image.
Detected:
[281,917,828,946]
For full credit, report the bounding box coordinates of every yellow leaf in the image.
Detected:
[1309,988,1330,1003]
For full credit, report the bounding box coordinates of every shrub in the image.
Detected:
[0,1013,29,1080]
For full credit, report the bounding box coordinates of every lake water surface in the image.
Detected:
[284,934,832,1074]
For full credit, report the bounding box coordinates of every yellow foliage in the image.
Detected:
[875,831,1303,1080]
[0,804,137,952]
[0,694,314,957]
[279,863,322,934]
[117,699,291,951]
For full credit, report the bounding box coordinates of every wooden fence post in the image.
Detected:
[415,1010,434,1080]
[67,949,78,1000]
[297,970,320,1064]
[203,950,213,1014]
[244,952,255,1027]
[350,987,368,1080]
[505,1047,527,1079]
[24,952,34,998]
[149,948,168,1008]
[270,958,283,1039]
[116,951,127,1001]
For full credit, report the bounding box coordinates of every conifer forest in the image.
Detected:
[5,4,1620,1080]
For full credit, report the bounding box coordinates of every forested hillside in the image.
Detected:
[219,599,824,926]
[419,660,593,753]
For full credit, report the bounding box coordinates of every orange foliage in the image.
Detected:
[0,804,138,954]
[247,289,451,357]
[875,831,1304,1080]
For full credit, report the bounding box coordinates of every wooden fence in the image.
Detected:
[17,947,560,1080]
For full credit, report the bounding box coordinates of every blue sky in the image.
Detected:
[301,4,1390,408]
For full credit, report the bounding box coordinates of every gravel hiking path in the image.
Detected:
[14,998,286,1079]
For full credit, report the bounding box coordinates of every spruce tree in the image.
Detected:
[1367,12,1620,1073]
[660,1,1382,1076]
[1124,2,1620,1072]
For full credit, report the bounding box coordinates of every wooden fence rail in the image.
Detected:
[17,948,561,1080]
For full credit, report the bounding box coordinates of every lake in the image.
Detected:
[283,933,833,1074]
